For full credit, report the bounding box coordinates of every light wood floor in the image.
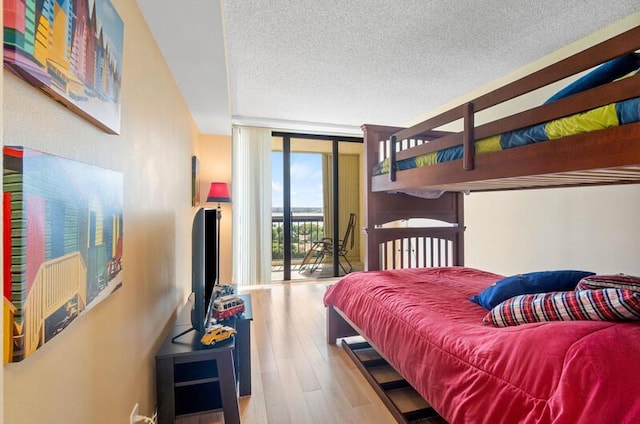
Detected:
[176,281,399,424]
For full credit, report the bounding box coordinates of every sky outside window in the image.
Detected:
[272,152,323,209]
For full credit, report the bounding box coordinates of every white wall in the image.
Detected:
[464,14,640,277]
[3,2,199,423]
[465,185,640,276]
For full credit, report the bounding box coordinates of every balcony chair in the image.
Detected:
[299,213,356,275]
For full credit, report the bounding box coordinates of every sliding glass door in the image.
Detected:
[271,133,362,281]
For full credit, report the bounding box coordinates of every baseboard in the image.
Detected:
[341,337,447,424]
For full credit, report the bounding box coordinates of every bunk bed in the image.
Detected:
[324,25,640,424]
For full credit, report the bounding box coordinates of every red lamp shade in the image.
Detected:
[207,182,231,203]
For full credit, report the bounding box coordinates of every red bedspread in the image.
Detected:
[323,267,640,424]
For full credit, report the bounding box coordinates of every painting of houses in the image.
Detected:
[3,147,124,363]
[3,0,124,134]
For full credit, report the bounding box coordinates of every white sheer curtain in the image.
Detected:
[232,126,272,286]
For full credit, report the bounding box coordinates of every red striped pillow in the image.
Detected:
[576,274,640,292]
[483,289,640,327]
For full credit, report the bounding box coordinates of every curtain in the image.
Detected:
[338,154,360,259]
[321,152,360,258]
[322,153,333,237]
[232,126,272,286]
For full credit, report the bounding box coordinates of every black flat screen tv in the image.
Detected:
[190,207,217,334]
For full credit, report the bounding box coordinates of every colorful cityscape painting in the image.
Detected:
[3,0,124,134]
[3,147,124,363]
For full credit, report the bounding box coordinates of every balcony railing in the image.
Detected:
[272,213,324,263]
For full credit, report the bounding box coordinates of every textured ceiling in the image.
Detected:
[139,1,639,136]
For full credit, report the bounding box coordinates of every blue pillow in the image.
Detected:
[469,270,595,310]
[544,53,640,105]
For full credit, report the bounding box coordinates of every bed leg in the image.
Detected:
[326,305,357,345]
[327,305,339,345]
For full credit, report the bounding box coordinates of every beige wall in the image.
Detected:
[464,14,640,277]
[3,2,201,423]
[197,134,233,283]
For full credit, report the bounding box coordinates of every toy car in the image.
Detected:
[212,295,245,321]
[200,324,236,346]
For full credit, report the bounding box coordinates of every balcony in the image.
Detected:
[272,212,363,280]
[272,212,324,266]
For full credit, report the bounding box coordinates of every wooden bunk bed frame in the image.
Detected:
[327,24,640,424]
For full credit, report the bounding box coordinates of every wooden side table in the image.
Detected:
[155,293,252,424]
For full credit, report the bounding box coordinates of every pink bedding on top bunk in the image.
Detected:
[323,267,640,424]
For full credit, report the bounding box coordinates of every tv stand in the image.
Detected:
[155,294,252,424]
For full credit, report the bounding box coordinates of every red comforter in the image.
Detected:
[323,267,640,424]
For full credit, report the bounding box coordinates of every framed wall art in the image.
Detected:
[3,146,124,363]
[3,0,124,134]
